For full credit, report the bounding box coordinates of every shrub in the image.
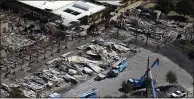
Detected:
[165,70,178,85]
[121,81,133,93]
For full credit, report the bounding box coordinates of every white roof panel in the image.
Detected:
[52,1,106,21]
[18,0,106,26]
[99,1,122,6]
[18,1,75,11]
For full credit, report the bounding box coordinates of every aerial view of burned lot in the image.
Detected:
[0,0,193,98]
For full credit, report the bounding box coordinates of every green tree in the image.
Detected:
[165,70,178,84]
[7,87,27,98]
[176,0,194,16]
[156,0,176,13]
[121,81,133,93]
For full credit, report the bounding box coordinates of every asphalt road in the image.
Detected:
[62,48,193,97]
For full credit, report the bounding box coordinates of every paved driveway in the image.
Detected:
[62,48,193,97]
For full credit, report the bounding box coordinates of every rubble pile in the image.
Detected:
[110,7,192,43]
[0,10,46,54]
[2,33,35,52]
[5,38,139,98]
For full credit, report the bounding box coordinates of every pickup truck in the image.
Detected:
[171,90,186,98]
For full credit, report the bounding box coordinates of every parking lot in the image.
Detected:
[62,48,193,97]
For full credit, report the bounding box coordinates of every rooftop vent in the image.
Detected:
[73,1,92,11]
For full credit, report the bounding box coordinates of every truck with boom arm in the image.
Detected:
[127,58,159,98]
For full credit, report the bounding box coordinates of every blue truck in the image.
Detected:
[107,58,128,77]
[127,58,159,98]
[127,68,151,89]
[78,89,98,98]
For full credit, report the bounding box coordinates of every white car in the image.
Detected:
[171,90,186,98]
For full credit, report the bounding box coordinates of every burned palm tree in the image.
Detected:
[12,53,18,82]
[42,41,47,60]
[145,29,151,46]
[117,21,122,37]
[56,39,61,53]
[103,9,111,33]
[55,31,64,53]
[28,48,33,67]
[49,41,54,56]
[18,49,25,70]
[36,45,39,63]
[135,26,139,43]
[20,48,25,65]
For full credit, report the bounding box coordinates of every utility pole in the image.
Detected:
[193,58,194,98]
[146,56,149,98]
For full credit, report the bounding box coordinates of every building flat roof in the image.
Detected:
[18,1,75,11]
[18,0,106,26]
[52,1,106,21]
[98,1,122,6]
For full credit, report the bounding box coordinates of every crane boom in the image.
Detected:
[148,58,159,98]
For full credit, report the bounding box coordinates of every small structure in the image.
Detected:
[48,93,61,98]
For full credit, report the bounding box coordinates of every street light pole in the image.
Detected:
[146,56,149,98]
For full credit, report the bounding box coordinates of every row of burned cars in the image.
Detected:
[1,38,139,98]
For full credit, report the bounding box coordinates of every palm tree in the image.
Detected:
[117,22,121,37]
[145,29,151,46]
[27,48,33,67]
[34,41,39,63]
[56,31,64,53]
[42,42,47,60]
[103,10,111,33]
[135,26,139,43]
[56,40,61,53]
[35,43,39,63]
[165,70,178,85]
[21,48,24,64]
[49,42,54,56]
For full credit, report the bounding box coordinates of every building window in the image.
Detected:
[63,8,81,16]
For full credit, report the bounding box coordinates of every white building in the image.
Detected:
[98,1,123,6]
[17,0,106,26]
[18,1,75,11]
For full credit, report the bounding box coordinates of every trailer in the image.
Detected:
[107,58,128,77]
[78,89,98,98]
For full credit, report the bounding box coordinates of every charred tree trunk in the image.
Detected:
[43,45,47,60]
[135,27,139,43]
[56,40,61,53]
[36,49,39,63]
[145,31,151,46]
[50,42,54,56]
